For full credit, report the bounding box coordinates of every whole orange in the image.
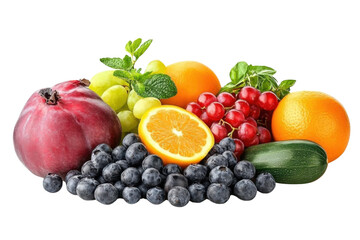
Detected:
[161,61,221,108]
[271,91,350,162]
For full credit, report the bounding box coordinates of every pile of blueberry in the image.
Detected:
[43,133,276,207]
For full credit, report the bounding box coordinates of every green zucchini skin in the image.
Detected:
[242,140,328,184]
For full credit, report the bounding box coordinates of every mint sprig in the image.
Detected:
[100,38,177,99]
[220,61,296,99]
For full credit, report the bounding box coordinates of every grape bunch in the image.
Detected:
[186,86,279,158]
[90,71,161,136]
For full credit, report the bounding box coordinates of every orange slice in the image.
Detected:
[138,105,214,168]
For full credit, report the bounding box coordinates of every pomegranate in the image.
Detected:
[13,79,122,178]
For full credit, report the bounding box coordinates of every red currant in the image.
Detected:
[245,117,257,127]
[249,104,261,119]
[234,99,250,117]
[237,122,257,142]
[197,92,217,108]
[217,92,236,108]
[233,138,245,158]
[238,86,261,104]
[257,91,279,111]
[206,102,225,121]
[186,102,203,118]
[200,111,213,127]
[257,126,272,143]
[224,109,245,128]
[210,123,228,143]
[243,135,260,147]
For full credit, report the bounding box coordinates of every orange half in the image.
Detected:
[138,105,214,168]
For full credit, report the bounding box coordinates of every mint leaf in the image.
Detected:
[122,55,133,70]
[249,75,258,87]
[131,38,142,52]
[230,62,248,84]
[134,74,177,99]
[125,41,132,54]
[113,70,132,81]
[134,39,152,59]
[279,80,296,90]
[100,58,128,69]
[219,82,239,93]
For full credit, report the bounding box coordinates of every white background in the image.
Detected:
[1,0,359,239]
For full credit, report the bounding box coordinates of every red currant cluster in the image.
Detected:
[186,86,279,158]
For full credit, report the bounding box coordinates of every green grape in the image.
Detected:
[127,90,143,111]
[119,102,130,111]
[133,97,162,119]
[89,70,129,96]
[145,60,166,74]
[129,126,138,134]
[117,110,139,132]
[101,85,128,112]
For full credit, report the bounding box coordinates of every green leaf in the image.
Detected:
[125,41,132,54]
[229,61,248,84]
[134,39,153,59]
[279,79,296,90]
[113,70,132,81]
[249,75,258,87]
[122,55,133,70]
[134,74,177,99]
[279,89,290,99]
[248,65,276,76]
[131,38,142,52]
[265,75,279,88]
[259,79,272,92]
[138,72,152,82]
[100,58,126,69]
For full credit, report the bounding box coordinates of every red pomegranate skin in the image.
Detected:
[13,79,122,178]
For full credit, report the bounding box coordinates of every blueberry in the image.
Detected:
[81,160,99,178]
[142,155,163,171]
[164,173,188,192]
[168,186,190,207]
[188,183,206,203]
[209,144,225,155]
[125,143,148,166]
[92,143,112,156]
[122,187,141,204]
[183,164,208,182]
[201,180,211,189]
[222,151,238,169]
[102,163,122,182]
[112,145,127,161]
[234,161,256,179]
[94,183,118,205]
[122,133,141,148]
[121,167,141,186]
[116,160,130,170]
[114,181,126,198]
[233,179,257,200]
[96,175,107,184]
[137,166,145,175]
[66,175,83,195]
[255,172,276,193]
[162,164,182,176]
[146,187,166,205]
[205,155,228,170]
[219,137,236,152]
[43,173,62,193]
[92,152,112,170]
[142,168,162,187]
[65,170,81,183]
[207,183,231,204]
[209,166,234,186]
[76,177,99,200]
[137,183,150,198]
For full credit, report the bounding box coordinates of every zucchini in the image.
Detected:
[242,140,328,184]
